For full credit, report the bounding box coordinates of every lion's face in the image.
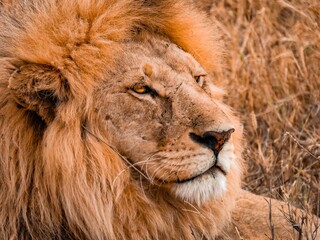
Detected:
[94,40,241,204]
[0,1,243,238]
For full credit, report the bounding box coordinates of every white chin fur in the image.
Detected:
[172,170,227,205]
[171,143,236,205]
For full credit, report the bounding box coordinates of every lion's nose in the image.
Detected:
[189,128,235,156]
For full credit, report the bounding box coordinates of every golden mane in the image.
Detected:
[2,1,318,239]
[0,1,241,239]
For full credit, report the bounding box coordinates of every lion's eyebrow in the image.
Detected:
[120,67,141,74]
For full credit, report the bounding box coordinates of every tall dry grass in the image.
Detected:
[200,0,319,218]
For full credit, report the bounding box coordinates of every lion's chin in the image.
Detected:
[171,170,227,205]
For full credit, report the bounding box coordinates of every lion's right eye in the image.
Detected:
[131,83,157,96]
[132,85,150,94]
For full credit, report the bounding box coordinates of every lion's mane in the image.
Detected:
[0,1,242,239]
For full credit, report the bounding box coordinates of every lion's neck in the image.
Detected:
[110,179,236,239]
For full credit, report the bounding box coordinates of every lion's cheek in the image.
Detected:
[100,96,164,159]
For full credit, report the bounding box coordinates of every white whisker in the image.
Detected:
[83,126,153,188]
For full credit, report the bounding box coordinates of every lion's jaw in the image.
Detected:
[171,140,237,204]
[95,40,241,205]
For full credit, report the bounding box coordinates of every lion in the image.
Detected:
[0,0,318,239]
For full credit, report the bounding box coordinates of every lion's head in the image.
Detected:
[92,40,242,204]
[0,1,243,239]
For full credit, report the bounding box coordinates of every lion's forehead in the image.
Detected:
[123,40,202,74]
[107,41,205,94]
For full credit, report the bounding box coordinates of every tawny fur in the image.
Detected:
[0,1,239,239]
[0,1,318,240]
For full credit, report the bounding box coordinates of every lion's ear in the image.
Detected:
[8,63,69,122]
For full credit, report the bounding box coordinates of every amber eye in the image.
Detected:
[131,83,157,96]
[132,84,149,94]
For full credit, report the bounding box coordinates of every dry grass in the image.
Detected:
[198,0,320,218]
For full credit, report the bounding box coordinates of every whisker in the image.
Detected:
[82,126,153,187]
[112,152,162,187]
[168,168,179,182]
[182,200,201,215]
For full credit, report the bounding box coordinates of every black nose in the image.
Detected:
[189,128,235,156]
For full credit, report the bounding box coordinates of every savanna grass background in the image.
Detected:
[196,0,319,220]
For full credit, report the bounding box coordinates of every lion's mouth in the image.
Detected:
[175,164,226,184]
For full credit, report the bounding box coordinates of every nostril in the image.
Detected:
[189,128,235,156]
[189,132,208,146]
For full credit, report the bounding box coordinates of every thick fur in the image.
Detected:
[1,1,317,240]
[0,1,241,239]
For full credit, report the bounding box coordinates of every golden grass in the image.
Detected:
[202,0,319,217]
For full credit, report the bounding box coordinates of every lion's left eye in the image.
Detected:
[194,75,205,86]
